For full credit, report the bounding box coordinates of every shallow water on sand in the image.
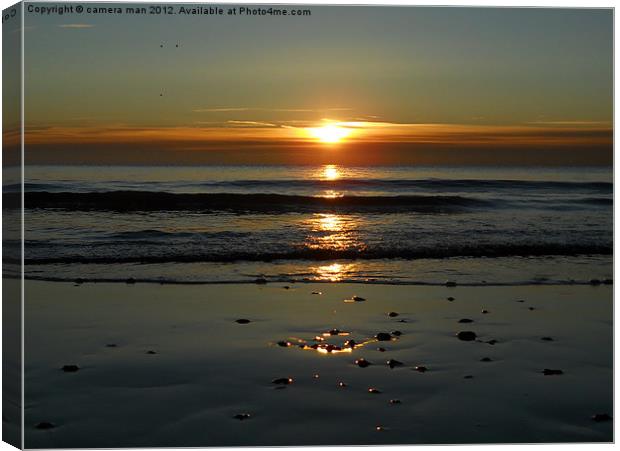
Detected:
[23,281,612,447]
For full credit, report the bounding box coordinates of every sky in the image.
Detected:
[10,5,614,165]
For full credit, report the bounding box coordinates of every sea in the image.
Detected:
[4,164,613,286]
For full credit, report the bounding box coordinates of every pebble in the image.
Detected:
[352,296,366,302]
[486,339,498,345]
[311,291,322,295]
[277,341,291,347]
[272,377,293,385]
[481,309,489,314]
[313,374,320,379]
[389,399,401,404]
[146,350,157,355]
[447,297,455,301]
[458,318,473,323]
[338,381,347,388]
[377,347,386,352]
[368,387,381,394]
[35,422,55,430]
[344,339,356,348]
[355,358,371,368]
[592,413,612,422]
[528,307,535,311]
[414,366,427,373]
[61,365,80,372]
[445,281,457,287]
[105,344,117,348]
[464,375,474,379]
[542,369,563,375]
[376,333,392,341]
[480,357,492,362]
[386,359,403,369]
[388,312,399,317]
[397,319,408,323]
[541,337,554,341]
[391,330,402,337]
[235,319,251,324]
[283,286,290,290]
[376,426,384,431]
[233,413,251,420]
[457,331,477,341]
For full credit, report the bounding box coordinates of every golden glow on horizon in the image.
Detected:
[309,124,351,143]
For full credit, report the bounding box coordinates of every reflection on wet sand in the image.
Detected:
[276,327,397,356]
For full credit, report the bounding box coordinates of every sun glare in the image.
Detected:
[309,124,351,143]
[323,165,340,180]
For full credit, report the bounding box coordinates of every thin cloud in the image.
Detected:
[193,107,352,113]
[58,24,95,29]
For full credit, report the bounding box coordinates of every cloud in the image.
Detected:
[58,24,95,29]
[193,107,352,114]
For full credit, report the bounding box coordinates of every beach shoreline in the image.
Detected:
[22,279,613,447]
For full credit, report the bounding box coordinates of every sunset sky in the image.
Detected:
[11,5,613,165]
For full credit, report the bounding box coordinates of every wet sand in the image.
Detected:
[22,280,612,447]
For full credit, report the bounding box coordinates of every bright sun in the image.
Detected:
[309,124,351,143]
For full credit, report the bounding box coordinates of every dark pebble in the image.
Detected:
[235,319,251,324]
[344,339,356,348]
[458,318,473,324]
[352,296,366,302]
[376,426,385,431]
[311,291,322,295]
[528,307,535,311]
[414,366,427,373]
[481,309,489,314]
[388,312,399,317]
[457,331,477,341]
[447,297,455,301]
[368,387,381,394]
[516,299,525,303]
[61,365,80,372]
[233,413,251,420]
[389,399,401,404]
[377,347,386,352]
[146,350,157,355]
[105,344,117,348]
[480,357,492,362]
[277,341,291,347]
[272,377,293,385]
[327,328,342,336]
[338,381,347,388]
[376,333,392,341]
[486,339,498,345]
[391,330,402,337]
[386,359,403,369]
[445,281,457,287]
[592,413,612,422]
[255,278,267,284]
[355,358,371,368]
[542,369,563,375]
[397,319,408,323]
[35,422,55,430]
[541,337,554,341]
[464,375,474,379]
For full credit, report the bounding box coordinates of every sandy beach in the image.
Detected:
[22,279,612,447]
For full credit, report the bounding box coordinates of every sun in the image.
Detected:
[309,124,351,143]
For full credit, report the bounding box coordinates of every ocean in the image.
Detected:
[6,164,612,285]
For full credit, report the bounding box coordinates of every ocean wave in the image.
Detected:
[11,191,492,213]
[21,243,612,265]
[16,178,613,193]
